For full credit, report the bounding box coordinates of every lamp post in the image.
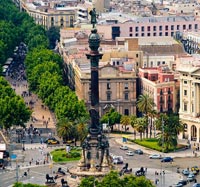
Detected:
[160,117,165,187]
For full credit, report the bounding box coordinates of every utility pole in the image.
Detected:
[16,159,19,183]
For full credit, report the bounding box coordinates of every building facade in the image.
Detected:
[74,63,137,117]
[177,55,200,142]
[97,15,200,40]
[139,66,179,113]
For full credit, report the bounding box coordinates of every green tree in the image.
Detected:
[148,109,157,138]
[120,115,130,132]
[13,182,46,187]
[100,108,121,132]
[79,171,155,187]
[46,26,60,49]
[155,113,184,151]
[56,118,74,142]
[130,115,137,140]
[137,94,155,138]
[75,116,89,145]
[135,117,146,140]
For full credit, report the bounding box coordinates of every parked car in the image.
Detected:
[192,183,200,187]
[187,173,195,182]
[44,137,60,145]
[120,145,128,150]
[182,169,190,175]
[149,154,162,159]
[191,166,200,173]
[134,149,143,155]
[126,151,134,156]
[174,180,187,187]
[161,157,173,162]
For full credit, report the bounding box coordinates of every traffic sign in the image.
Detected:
[11,154,17,160]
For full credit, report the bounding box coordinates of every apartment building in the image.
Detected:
[177,54,200,142]
[97,14,200,40]
[20,0,76,29]
[138,66,179,113]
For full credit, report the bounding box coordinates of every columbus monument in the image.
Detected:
[70,8,111,176]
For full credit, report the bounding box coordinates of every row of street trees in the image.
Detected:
[0,77,31,129]
[0,0,89,143]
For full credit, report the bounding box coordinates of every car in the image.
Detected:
[113,156,123,164]
[174,182,184,187]
[187,173,195,182]
[126,151,134,156]
[134,149,143,155]
[44,137,60,145]
[149,154,162,159]
[120,145,128,150]
[161,157,173,162]
[192,183,200,187]
[182,169,190,175]
[191,166,200,173]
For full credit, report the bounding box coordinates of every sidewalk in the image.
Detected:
[114,134,198,158]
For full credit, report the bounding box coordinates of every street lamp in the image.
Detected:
[21,139,26,151]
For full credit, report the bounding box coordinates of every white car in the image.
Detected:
[120,145,128,150]
[126,151,134,156]
[149,154,162,159]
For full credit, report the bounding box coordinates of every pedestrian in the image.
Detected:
[29,161,31,165]
[145,167,147,174]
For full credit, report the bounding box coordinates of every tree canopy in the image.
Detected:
[79,171,155,187]
[0,77,31,129]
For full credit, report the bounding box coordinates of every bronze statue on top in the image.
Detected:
[89,8,98,28]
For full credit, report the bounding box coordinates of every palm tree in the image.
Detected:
[137,94,155,138]
[130,115,137,140]
[120,115,130,132]
[56,117,73,142]
[135,117,146,140]
[148,109,157,138]
[75,116,89,145]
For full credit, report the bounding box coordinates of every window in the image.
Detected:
[183,25,186,30]
[124,109,129,115]
[141,33,144,37]
[136,54,139,58]
[129,27,133,32]
[160,89,163,95]
[124,93,129,100]
[168,88,171,94]
[159,32,162,36]
[157,61,160,66]
[89,83,91,90]
[124,83,128,89]
[135,33,138,37]
[165,32,168,36]
[171,25,174,30]
[129,33,132,37]
[70,16,74,27]
[107,93,111,101]
[184,103,187,111]
[195,24,198,30]
[147,26,151,31]
[153,26,156,31]
[162,61,165,64]
[189,24,192,30]
[171,32,174,37]
[147,33,151,36]
[192,104,194,112]
[107,83,111,90]
[153,33,156,36]
[141,26,144,31]
[159,26,162,31]
[165,25,168,30]
[135,27,138,32]
[184,81,187,84]
[160,105,163,112]
[184,90,187,96]
[177,25,180,30]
